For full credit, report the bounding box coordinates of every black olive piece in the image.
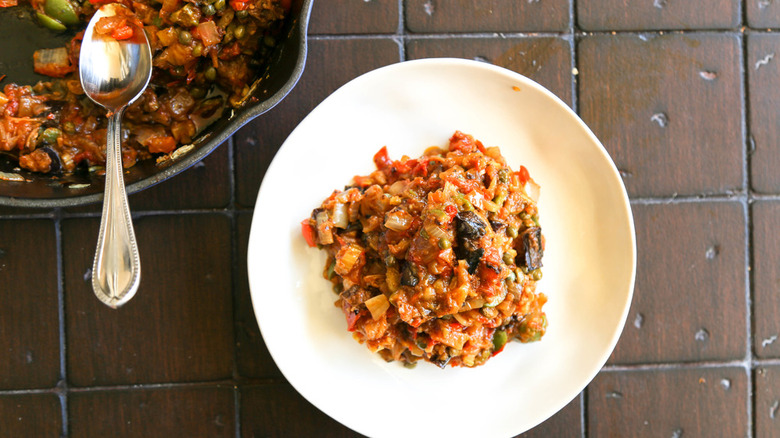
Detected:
[455,211,486,241]
[463,248,484,274]
[517,226,543,271]
[400,261,419,287]
[431,354,451,369]
[489,219,506,232]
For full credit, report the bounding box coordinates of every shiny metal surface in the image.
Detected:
[79,3,152,308]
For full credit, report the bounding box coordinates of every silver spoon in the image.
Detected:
[79,3,152,308]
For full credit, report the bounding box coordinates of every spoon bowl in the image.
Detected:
[79,3,152,308]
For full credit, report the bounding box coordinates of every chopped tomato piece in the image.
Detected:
[147,136,177,154]
[111,25,134,40]
[229,0,250,10]
[301,220,317,247]
[373,146,392,170]
[516,165,530,185]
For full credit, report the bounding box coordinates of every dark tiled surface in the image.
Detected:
[588,367,748,436]
[404,0,570,33]
[753,201,780,359]
[609,201,746,364]
[578,33,744,198]
[748,34,780,193]
[578,0,741,31]
[0,1,773,437]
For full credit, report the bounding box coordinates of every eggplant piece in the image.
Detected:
[517,226,543,271]
[40,147,62,173]
[454,211,487,273]
[400,261,419,287]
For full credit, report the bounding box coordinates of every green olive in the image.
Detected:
[62,121,76,134]
[36,12,66,31]
[40,127,61,144]
[178,30,192,45]
[44,0,79,26]
[204,66,217,81]
[189,87,207,99]
[214,0,225,10]
[502,251,514,265]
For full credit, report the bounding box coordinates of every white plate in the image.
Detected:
[247,58,636,438]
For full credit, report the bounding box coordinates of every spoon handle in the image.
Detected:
[92,108,141,308]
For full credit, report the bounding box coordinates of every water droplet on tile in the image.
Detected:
[473,56,490,63]
[755,53,775,70]
[759,0,773,9]
[705,245,719,260]
[771,400,780,419]
[671,428,683,438]
[654,0,667,8]
[720,379,731,390]
[634,313,644,329]
[423,0,434,15]
[699,70,717,81]
[651,113,668,128]
[762,335,778,347]
[695,328,709,342]
[83,268,92,282]
[606,391,623,399]
[25,351,33,363]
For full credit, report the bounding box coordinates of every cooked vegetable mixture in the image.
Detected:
[302,131,547,368]
[0,0,288,174]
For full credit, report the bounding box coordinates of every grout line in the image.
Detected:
[307,29,750,40]
[53,208,69,437]
[226,134,242,438]
[741,24,756,438]
[602,360,751,372]
[398,0,406,61]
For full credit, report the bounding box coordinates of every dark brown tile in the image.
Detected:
[63,214,234,386]
[748,1,780,29]
[578,34,744,198]
[309,0,398,34]
[234,38,401,207]
[517,394,581,437]
[240,383,360,437]
[749,34,780,193]
[0,393,62,437]
[235,212,283,379]
[752,201,780,358]
[128,145,231,210]
[0,219,60,390]
[588,367,747,436]
[404,0,569,33]
[756,365,780,438]
[609,202,746,364]
[70,386,234,437]
[406,37,573,106]
[578,0,740,31]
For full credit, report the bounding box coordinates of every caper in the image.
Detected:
[233,24,246,39]
[263,35,276,47]
[152,16,163,27]
[63,121,76,134]
[40,127,61,144]
[190,87,207,99]
[178,30,192,45]
[437,238,451,250]
[204,66,217,81]
[502,251,514,265]
[214,0,225,10]
[530,269,543,281]
[191,42,203,57]
[507,226,518,238]
[173,66,186,76]
[201,4,216,16]
[236,9,248,18]
[505,271,516,284]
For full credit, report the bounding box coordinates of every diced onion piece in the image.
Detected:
[385,266,400,292]
[482,199,500,213]
[315,210,333,245]
[335,244,363,275]
[387,180,407,196]
[33,47,72,78]
[332,203,348,228]
[384,210,412,231]
[365,294,390,320]
[194,21,221,46]
[452,312,469,326]
[525,179,541,203]
[424,223,448,242]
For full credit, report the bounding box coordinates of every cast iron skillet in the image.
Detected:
[0,0,313,207]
